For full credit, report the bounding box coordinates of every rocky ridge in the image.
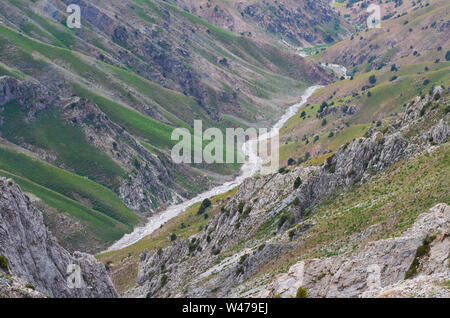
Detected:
[263,203,449,298]
[130,87,449,298]
[0,177,117,298]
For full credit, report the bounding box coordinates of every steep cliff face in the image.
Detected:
[0,177,117,298]
[129,88,449,298]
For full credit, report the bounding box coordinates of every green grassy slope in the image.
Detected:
[0,101,125,189]
[0,146,139,227]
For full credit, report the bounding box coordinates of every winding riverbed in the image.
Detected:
[107,85,322,251]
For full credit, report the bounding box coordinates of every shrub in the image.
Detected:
[405,235,436,279]
[197,198,212,215]
[278,214,288,228]
[288,230,296,240]
[237,201,245,213]
[369,75,376,85]
[239,254,248,265]
[293,177,302,189]
[170,233,177,241]
[287,158,296,166]
[0,255,8,273]
[160,274,168,287]
[296,286,308,298]
[446,51,450,61]
[292,197,300,206]
[25,283,35,291]
[236,266,244,276]
[242,207,252,218]
[321,118,327,126]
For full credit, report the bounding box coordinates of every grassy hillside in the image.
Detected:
[0,101,126,189]
[0,145,139,227]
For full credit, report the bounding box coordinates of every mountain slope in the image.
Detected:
[174,0,352,47]
[100,87,449,296]
[0,0,333,252]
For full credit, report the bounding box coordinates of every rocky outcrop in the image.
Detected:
[0,177,118,298]
[0,269,47,298]
[0,76,59,120]
[263,203,449,298]
[60,95,180,213]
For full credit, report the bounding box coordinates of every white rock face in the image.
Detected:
[0,178,118,298]
[264,204,449,298]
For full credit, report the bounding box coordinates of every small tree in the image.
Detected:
[170,233,177,241]
[296,286,308,298]
[446,50,450,61]
[369,75,377,85]
[197,198,212,215]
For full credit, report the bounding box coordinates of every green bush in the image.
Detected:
[0,255,9,273]
[237,201,245,213]
[197,198,212,215]
[170,233,177,241]
[405,235,436,279]
[25,283,35,291]
[293,177,302,189]
[369,75,377,85]
[296,286,308,298]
